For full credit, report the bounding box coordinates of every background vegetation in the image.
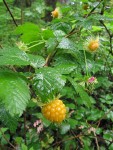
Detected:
[0,0,113,149]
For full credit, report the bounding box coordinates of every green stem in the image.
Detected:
[28,41,45,49]
[83,49,89,76]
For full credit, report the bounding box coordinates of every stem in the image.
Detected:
[44,42,59,66]
[24,111,27,145]
[94,132,100,150]
[95,106,113,126]
[28,41,45,49]
[83,49,89,76]
[3,0,18,26]
[100,20,113,55]
[0,128,16,149]
[85,1,102,18]
[44,50,58,66]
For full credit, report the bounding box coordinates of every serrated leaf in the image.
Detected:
[15,22,41,43]
[45,38,58,53]
[0,71,30,116]
[0,46,29,66]
[54,30,66,37]
[58,37,75,50]
[0,46,45,68]
[68,77,91,107]
[33,67,66,102]
[42,29,54,40]
[54,64,76,74]
[28,54,45,68]
[0,101,18,132]
[53,54,76,66]
[57,37,78,58]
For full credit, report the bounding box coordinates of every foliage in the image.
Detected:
[0,0,113,149]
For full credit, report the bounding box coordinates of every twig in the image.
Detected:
[100,20,113,54]
[50,134,82,148]
[95,106,113,126]
[65,1,102,38]
[3,0,18,26]
[99,0,113,55]
[23,111,27,145]
[0,128,16,149]
[44,42,59,66]
[85,1,102,18]
[94,132,100,150]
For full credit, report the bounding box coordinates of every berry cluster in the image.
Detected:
[42,99,66,123]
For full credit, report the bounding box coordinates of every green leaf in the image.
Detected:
[0,46,29,66]
[0,102,18,132]
[60,123,70,134]
[0,71,30,116]
[57,37,79,58]
[58,37,75,50]
[21,144,28,150]
[68,118,78,129]
[0,46,45,68]
[1,134,10,145]
[82,137,91,150]
[46,38,58,53]
[42,29,54,40]
[54,30,66,37]
[68,77,91,107]
[54,64,76,74]
[28,54,45,68]
[87,109,104,121]
[33,67,66,102]
[15,22,41,43]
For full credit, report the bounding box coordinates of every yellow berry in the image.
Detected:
[42,99,66,123]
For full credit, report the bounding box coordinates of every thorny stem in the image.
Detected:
[3,0,18,26]
[0,128,16,149]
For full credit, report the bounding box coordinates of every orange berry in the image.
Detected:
[88,40,99,52]
[51,9,59,18]
[42,99,66,123]
[51,8,62,19]
[84,37,100,52]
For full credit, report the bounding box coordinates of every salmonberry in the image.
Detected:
[84,37,100,52]
[51,7,62,19]
[42,99,66,123]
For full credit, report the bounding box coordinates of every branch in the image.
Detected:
[100,20,113,55]
[85,1,102,18]
[3,0,18,26]
[65,1,102,38]
[0,128,16,149]
[95,106,113,127]
[44,42,59,66]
